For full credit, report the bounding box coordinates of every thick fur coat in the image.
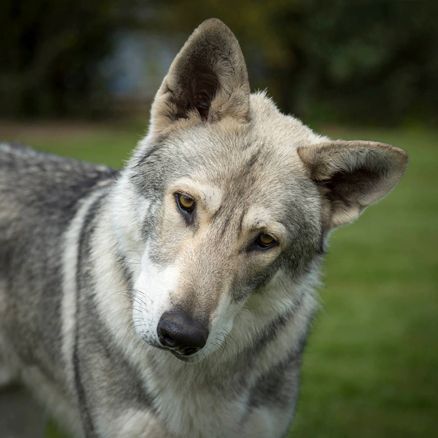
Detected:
[0,19,407,438]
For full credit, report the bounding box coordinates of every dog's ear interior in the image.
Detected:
[149,18,250,134]
[297,141,408,228]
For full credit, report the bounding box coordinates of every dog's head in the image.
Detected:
[114,19,407,362]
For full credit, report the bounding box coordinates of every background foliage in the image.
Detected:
[0,0,131,116]
[1,0,437,123]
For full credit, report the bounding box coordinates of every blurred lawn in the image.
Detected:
[1,120,437,437]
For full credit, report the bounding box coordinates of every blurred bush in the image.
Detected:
[1,0,437,124]
[0,0,136,117]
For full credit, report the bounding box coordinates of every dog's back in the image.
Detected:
[0,144,116,392]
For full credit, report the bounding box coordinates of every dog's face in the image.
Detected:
[115,19,407,361]
[128,112,324,361]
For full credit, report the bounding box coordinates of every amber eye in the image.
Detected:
[175,193,196,224]
[255,233,278,250]
[177,193,195,210]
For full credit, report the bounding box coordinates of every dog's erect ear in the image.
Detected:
[297,141,408,228]
[149,18,250,134]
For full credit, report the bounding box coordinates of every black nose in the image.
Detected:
[157,311,208,355]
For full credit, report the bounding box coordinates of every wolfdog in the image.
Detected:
[0,18,407,438]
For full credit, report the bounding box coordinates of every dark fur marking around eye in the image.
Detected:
[211,204,224,222]
[246,234,279,252]
[237,210,246,236]
[246,152,259,170]
[175,193,196,225]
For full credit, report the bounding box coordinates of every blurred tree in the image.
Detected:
[145,0,438,124]
[1,0,437,123]
[0,0,136,117]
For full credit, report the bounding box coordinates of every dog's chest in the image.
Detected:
[159,387,247,437]
[143,360,253,438]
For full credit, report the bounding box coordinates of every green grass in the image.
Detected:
[290,125,438,437]
[2,121,437,437]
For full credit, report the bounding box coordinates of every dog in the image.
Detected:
[0,18,407,438]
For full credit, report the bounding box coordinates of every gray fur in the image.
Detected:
[0,19,407,438]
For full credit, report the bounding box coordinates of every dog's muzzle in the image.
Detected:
[157,310,209,357]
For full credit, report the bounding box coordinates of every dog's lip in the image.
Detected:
[147,340,202,361]
[158,346,202,362]
[170,350,191,361]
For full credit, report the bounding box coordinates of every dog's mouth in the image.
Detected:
[169,349,197,362]
[167,346,204,362]
[151,342,203,362]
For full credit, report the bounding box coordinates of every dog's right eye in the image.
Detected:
[254,233,278,250]
[175,192,196,224]
[247,232,279,252]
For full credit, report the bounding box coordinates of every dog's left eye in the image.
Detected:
[250,233,279,251]
[175,192,196,223]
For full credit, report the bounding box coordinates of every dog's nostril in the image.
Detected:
[159,331,178,349]
[157,311,208,353]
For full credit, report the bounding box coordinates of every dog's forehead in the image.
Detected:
[161,115,320,237]
[248,92,325,148]
[173,94,321,199]
[132,93,323,226]
[175,93,323,172]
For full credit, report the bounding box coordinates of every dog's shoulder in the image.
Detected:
[0,143,117,206]
[0,142,118,242]
[0,142,117,183]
